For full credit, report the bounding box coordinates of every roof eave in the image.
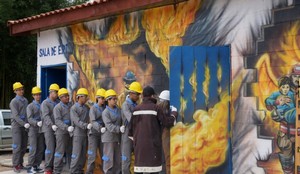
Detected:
[7,0,184,36]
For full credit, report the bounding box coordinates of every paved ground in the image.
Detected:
[0,149,70,174]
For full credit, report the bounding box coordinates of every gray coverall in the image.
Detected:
[41,98,59,171]
[102,106,122,174]
[70,103,89,174]
[86,104,105,174]
[121,97,137,174]
[26,100,44,168]
[53,102,72,174]
[9,95,28,167]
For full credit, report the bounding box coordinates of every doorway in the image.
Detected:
[40,64,67,101]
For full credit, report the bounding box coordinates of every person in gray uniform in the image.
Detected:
[41,83,60,174]
[86,88,106,174]
[9,82,29,173]
[70,88,90,174]
[53,88,74,174]
[26,86,44,174]
[121,82,143,174]
[102,89,123,174]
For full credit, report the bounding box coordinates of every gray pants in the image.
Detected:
[86,133,103,174]
[12,127,28,167]
[54,134,72,173]
[70,136,87,173]
[121,129,133,174]
[44,131,56,171]
[103,142,121,174]
[27,130,44,167]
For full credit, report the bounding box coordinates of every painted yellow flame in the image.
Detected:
[252,21,300,134]
[106,13,140,46]
[203,64,210,107]
[70,14,153,100]
[217,63,222,94]
[170,91,230,173]
[142,0,202,74]
[189,61,198,103]
[180,74,186,120]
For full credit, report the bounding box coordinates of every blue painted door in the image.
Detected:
[41,65,67,101]
[169,46,231,174]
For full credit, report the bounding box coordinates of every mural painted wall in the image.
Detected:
[36,0,300,173]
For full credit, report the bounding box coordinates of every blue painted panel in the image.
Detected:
[219,46,230,93]
[170,46,182,121]
[194,46,206,111]
[207,47,219,108]
[169,45,231,174]
[182,46,195,123]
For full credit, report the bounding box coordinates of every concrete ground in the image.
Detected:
[0,149,70,174]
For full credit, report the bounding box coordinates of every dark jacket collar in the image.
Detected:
[142,97,157,104]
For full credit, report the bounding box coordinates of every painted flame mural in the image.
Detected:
[37,0,300,173]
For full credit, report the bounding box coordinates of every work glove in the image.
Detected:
[170,105,177,112]
[67,126,74,133]
[87,123,93,130]
[37,121,43,127]
[24,123,30,129]
[120,125,125,133]
[52,125,58,131]
[101,127,106,133]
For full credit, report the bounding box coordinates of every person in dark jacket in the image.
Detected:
[129,86,177,174]
[157,90,177,174]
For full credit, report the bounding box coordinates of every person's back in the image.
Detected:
[129,86,176,174]
[131,96,163,172]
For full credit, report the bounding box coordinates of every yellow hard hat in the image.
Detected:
[105,89,117,99]
[77,88,88,96]
[31,86,42,94]
[129,82,143,94]
[49,83,60,91]
[13,82,24,91]
[58,88,69,96]
[96,88,106,98]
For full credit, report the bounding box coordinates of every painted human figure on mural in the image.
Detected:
[117,71,137,107]
[265,76,296,174]
[290,64,300,91]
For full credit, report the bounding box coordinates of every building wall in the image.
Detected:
[37,0,300,173]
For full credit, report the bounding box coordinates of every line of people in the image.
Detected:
[10,81,178,174]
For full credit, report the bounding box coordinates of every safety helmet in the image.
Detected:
[13,82,24,91]
[129,82,143,94]
[291,64,300,75]
[159,90,170,101]
[123,71,136,84]
[49,83,60,91]
[105,89,117,99]
[31,86,42,94]
[58,88,69,97]
[96,88,106,98]
[76,88,88,96]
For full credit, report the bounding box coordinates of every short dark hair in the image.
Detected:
[278,76,291,87]
[142,86,155,97]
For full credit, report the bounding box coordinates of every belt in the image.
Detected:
[280,122,300,135]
